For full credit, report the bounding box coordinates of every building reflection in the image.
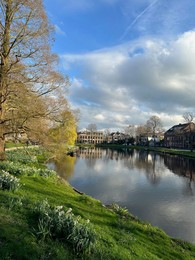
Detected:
[77,148,103,159]
[164,155,195,181]
[50,148,195,188]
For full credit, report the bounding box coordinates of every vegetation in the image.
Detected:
[0,148,195,259]
[0,0,77,160]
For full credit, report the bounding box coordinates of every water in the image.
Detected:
[48,148,195,244]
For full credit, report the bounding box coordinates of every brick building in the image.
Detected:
[164,123,195,149]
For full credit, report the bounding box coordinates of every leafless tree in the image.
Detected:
[87,123,97,132]
[183,112,194,123]
[124,124,136,137]
[183,112,195,152]
[146,115,163,137]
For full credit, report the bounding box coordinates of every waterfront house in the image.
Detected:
[77,130,104,144]
[164,123,195,149]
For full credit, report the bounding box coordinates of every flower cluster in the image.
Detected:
[34,200,96,254]
[6,149,38,164]
[0,161,56,178]
[0,170,21,191]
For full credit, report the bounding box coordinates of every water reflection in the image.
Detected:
[48,155,76,180]
[164,155,195,181]
[164,155,195,197]
[49,148,195,244]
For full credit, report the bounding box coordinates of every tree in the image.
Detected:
[183,112,195,152]
[123,125,136,144]
[136,125,147,136]
[135,125,148,145]
[48,105,77,157]
[146,116,163,146]
[87,123,97,132]
[183,112,194,123]
[104,128,110,143]
[124,125,136,137]
[0,0,68,159]
[146,115,162,137]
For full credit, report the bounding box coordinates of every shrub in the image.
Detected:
[34,200,96,254]
[0,170,21,191]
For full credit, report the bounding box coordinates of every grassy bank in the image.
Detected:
[97,144,195,158]
[0,148,195,259]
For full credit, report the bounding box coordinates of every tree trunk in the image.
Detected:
[0,0,12,160]
[0,128,5,160]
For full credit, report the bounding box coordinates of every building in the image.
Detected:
[77,130,104,144]
[107,132,126,144]
[164,123,195,149]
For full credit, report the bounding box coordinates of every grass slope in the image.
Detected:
[0,149,195,259]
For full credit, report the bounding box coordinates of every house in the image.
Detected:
[164,123,195,149]
[106,132,132,144]
[77,130,104,144]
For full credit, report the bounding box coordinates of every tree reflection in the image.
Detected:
[130,150,163,185]
[51,148,195,190]
[52,155,76,180]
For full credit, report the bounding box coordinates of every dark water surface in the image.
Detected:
[48,148,195,244]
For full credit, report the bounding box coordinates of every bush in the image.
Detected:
[0,170,21,191]
[34,200,96,254]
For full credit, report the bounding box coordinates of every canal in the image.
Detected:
[48,147,195,244]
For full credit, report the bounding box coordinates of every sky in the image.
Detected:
[44,0,195,131]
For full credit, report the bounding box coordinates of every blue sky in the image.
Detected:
[44,0,195,131]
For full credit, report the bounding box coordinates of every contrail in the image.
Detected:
[120,0,159,40]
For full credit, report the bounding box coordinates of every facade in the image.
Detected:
[136,136,161,146]
[77,130,104,144]
[107,132,126,144]
[105,132,135,144]
[164,123,195,149]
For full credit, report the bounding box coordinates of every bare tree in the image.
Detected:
[146,116,162,137]
[146,116,163,146]
[183,112,194,123]
[0,0,68,159]
[87,123,97,132]
[136,125,147,136]
[183,112,195,152]
[124,124,136,137]
[104,128,110,143]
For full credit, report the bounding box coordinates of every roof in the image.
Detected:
[165,122,195,134]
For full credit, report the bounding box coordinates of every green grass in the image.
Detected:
[5,141,25,149]
[0,148,195,259]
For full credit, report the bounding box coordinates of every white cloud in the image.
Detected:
[94,114,105,121]
[62,30,195,130]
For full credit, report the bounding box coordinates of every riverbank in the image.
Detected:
[96,144,195,158]
[0,148,195,259]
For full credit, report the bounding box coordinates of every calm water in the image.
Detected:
[48,148,195,244]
